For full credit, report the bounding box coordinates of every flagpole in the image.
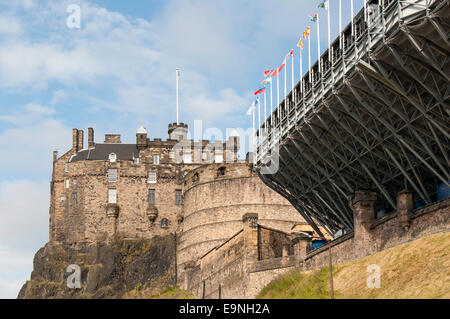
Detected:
[257,96,261,145]
[252,104,255,164]
[317,14,321,74]
[339,0,342,50]
[284,59,287,103]
[270,78,273,115]
[277,73,280,106]
[327,1,331,64]
[351,0,354,37]
[291,51,294,91]
[176,68,179,125]
[300,48,303,94]
[264,90,267,132]
[308,34,311,82]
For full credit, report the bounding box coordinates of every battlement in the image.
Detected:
[168,122,188,141]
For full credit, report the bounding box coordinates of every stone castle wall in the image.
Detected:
[299,196,450,272]
[182,193,449,299]
[177,162,304,280]
[184,214,297,299]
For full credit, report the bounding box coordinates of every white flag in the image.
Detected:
[247,101,255,116]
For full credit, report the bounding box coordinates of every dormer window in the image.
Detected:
[109,153,117,163]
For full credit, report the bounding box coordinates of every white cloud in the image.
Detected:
[0,15,22,35]
[24,103,54,115]
[50,89,69,105]
[0,103,71,178]
[0,243,39,299]
[0,180,49,243]
[0,180,49,299]
[0,103,55,124]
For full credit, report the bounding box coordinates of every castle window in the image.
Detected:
[65,163,69,173]
[175,190,183,205]
[108,189,117,204]
[73,178,77,185]
[183,153,192,164]
[72,192,78,205]
[192,173,199,184]
[148,189,155,204]
[148,172,157,184]
[108,168,118,182]
[214,154,223,163]
[160,218,170,229]
[217,167,226,176]
[109,153,117,163]
[153,154,160,165]
[65,179,70,189]
[60,196,65,202]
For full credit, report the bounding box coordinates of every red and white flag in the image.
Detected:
[269,68,279,77]
[285,49,293,60]
[278,60,286,72]
[264,69,274,77]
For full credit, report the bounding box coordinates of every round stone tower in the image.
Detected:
[168,123,188,141]
[177,161,304,279]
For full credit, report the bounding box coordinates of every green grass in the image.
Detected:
[149,286,196,299]
[257,232,450,299]
[258,267,332,299]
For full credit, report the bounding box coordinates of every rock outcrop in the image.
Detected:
[18,235,176,299]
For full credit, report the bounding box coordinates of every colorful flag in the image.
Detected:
[261,78,272,85]
[264,69,274,77]
[269,68,279,77]
[247,101,255,115]
[297,37,304,48]
[309,14,318,22]
[285,49,293,59]
[318,0,328,9]
[254,88,266,96]
[303,26,311,39]
[278,60,286,73]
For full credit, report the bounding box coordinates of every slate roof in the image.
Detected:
[70,144,139,162]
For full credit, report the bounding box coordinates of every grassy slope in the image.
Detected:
[124,286,195,299]
[258,232,450,299]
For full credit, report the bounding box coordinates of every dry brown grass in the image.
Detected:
[258,232,450,299]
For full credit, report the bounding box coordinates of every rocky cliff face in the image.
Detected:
[18,235,177,299]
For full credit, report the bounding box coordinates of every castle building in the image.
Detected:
[49,123,306,261]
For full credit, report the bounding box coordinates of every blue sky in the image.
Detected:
[0,0,365,298]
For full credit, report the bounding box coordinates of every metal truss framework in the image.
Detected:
[255,0,450,235]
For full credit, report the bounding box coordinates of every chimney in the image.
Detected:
[104,134,121,144]
[136,126,148,150]
[88,128,95,148]
[72,129,79,151]
[77,129,84,150]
